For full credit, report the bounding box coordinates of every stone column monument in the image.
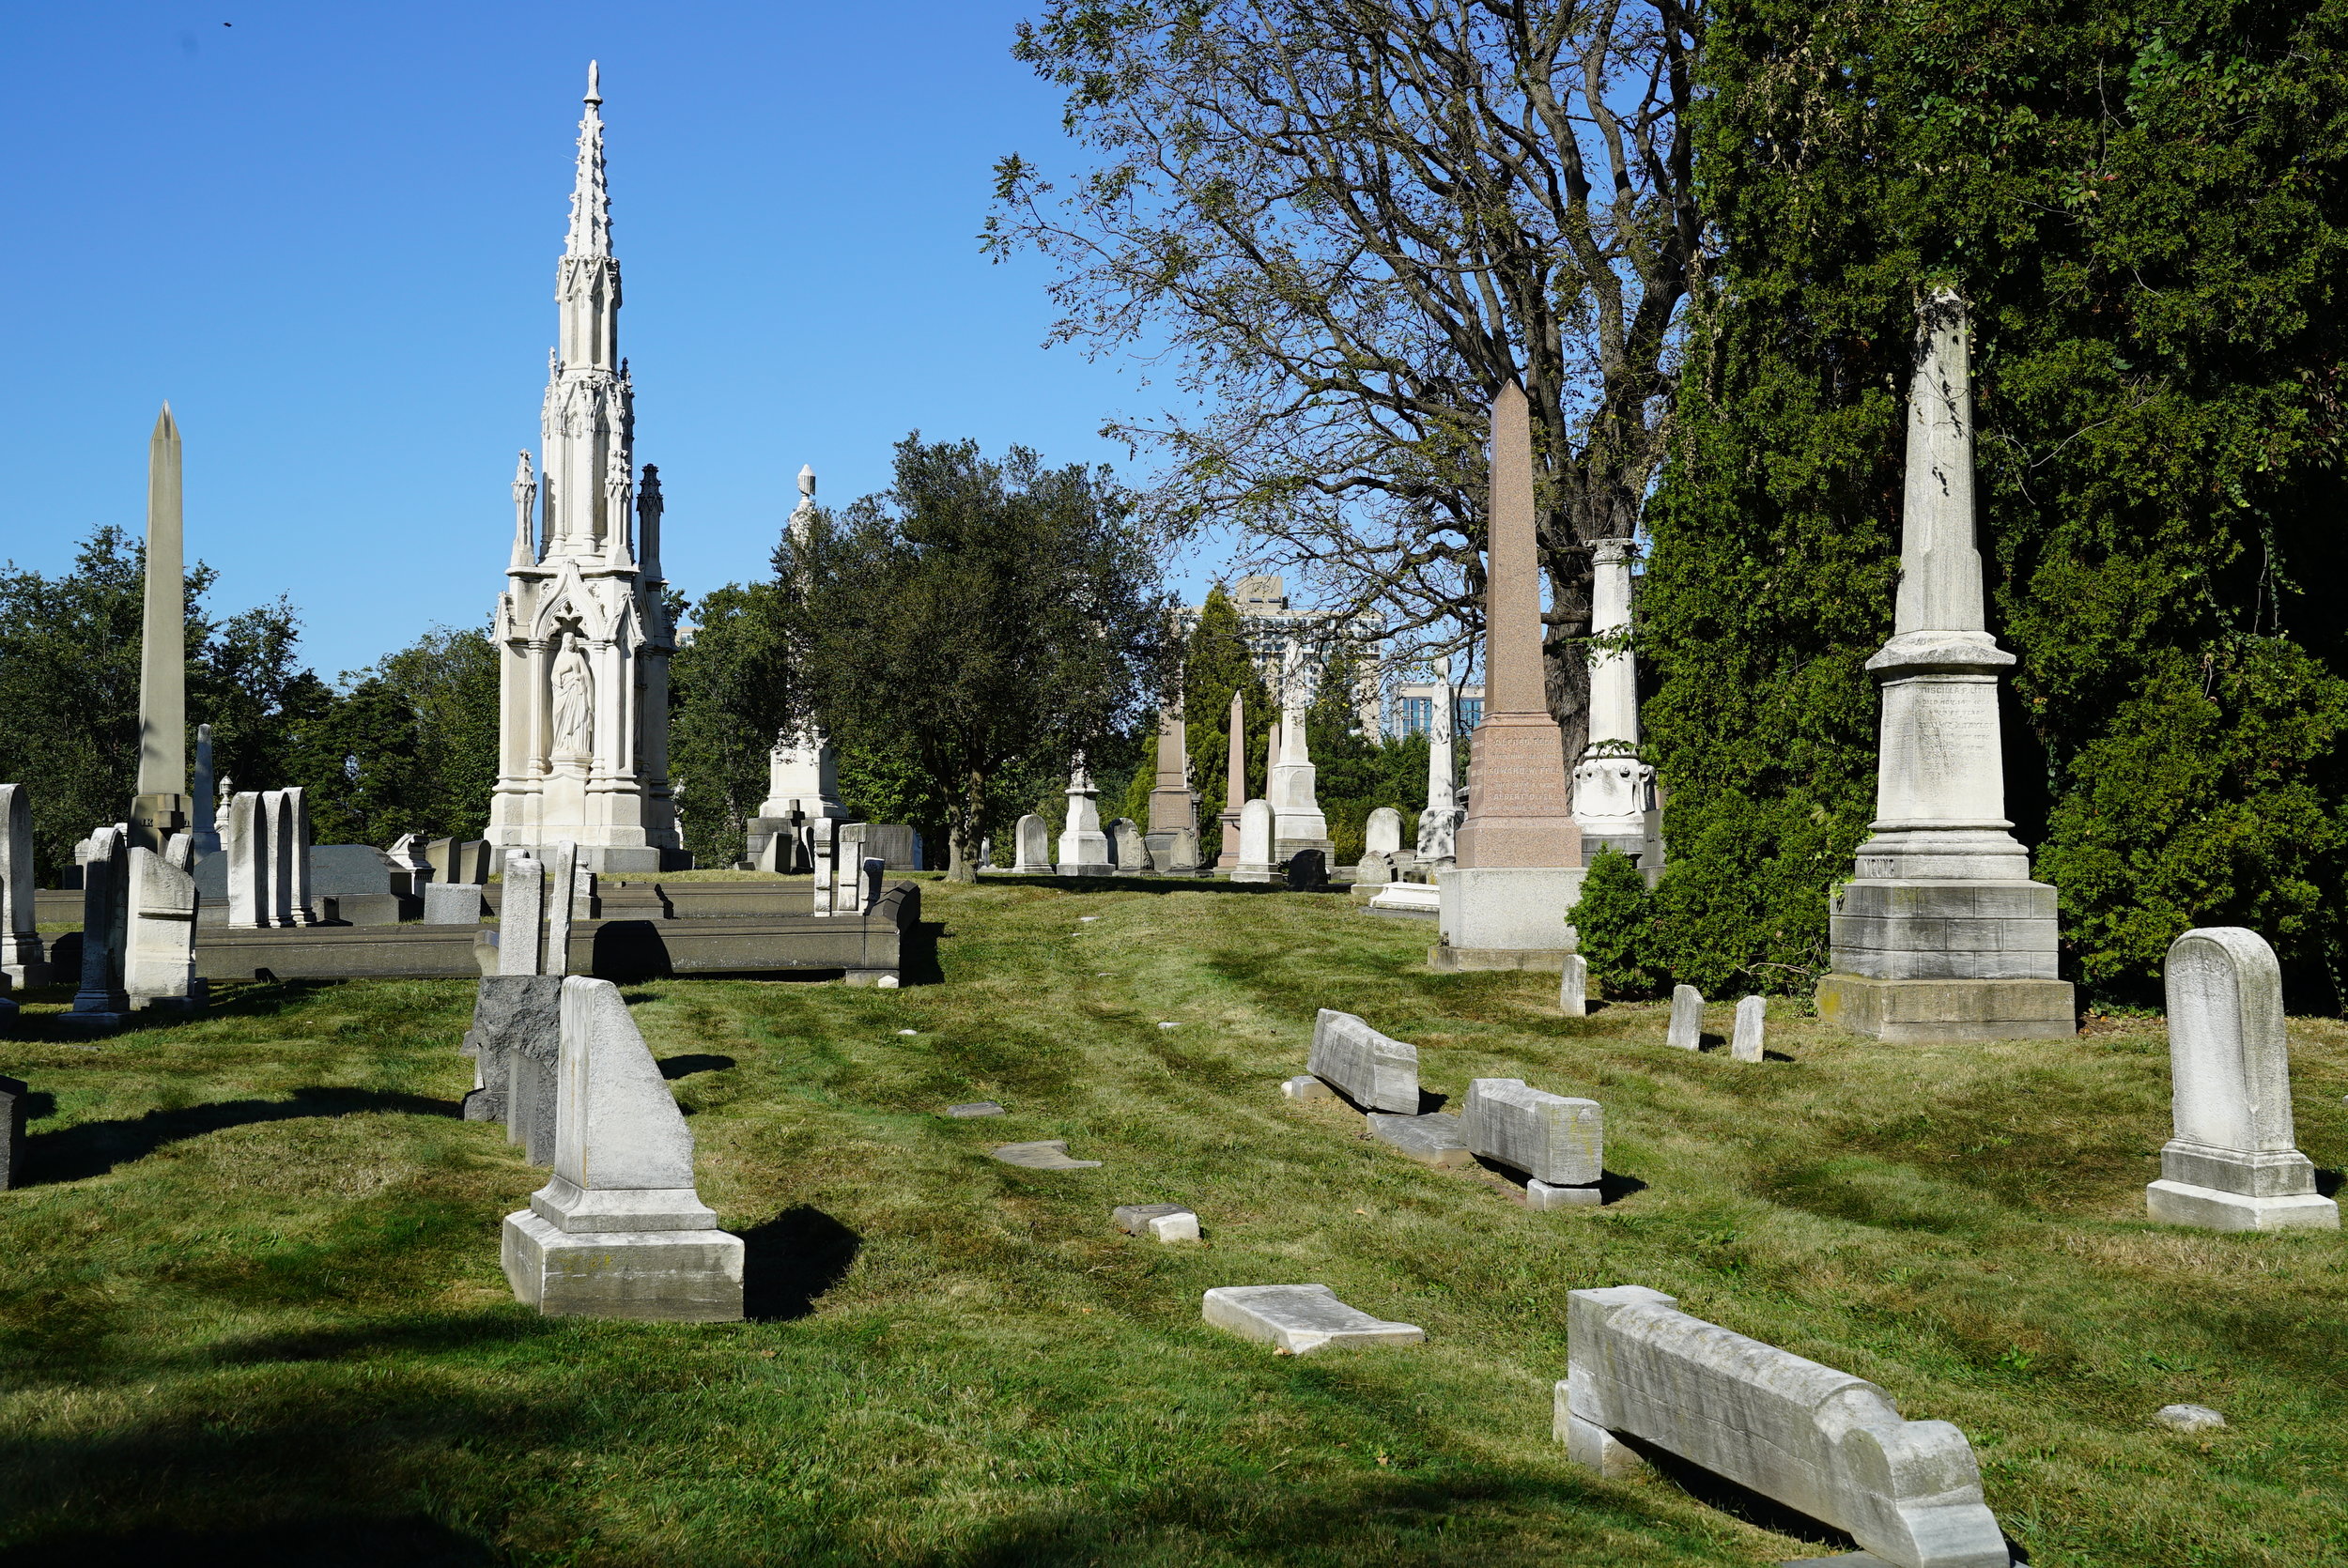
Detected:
[487,64,680,875]
[1268,641,1335,866]
[1058,765,1113,877]
[1815,292,2073,1042]
[1413,653,1463,876]
[1215,689,1244,870]
[1435,384,1583,970]
[1571,539,1658,863]
[131,406,190,855]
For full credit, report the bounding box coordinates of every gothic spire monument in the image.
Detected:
[488,64,680,874]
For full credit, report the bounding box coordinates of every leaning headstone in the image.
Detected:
[1560,1285,2008,1568]
[0,785,45,989]
[1107,817,1151,873]
[541,840,579,976]
[1666,984,1703,1050]
[1285,849,1327,889]
[0,1074,26,1188]
[1114,1203,1200,1242]
[461,974,564,1164]
[1461,1078,1602,1207]
[1231,798,1277,884]
[1731,995,1767,1062]
[125,831,204,1012]
[425,883,487,924]
[501,976,745,1320]
[1305,1008,1419,1113]
[1353,849,1398,888]
[990,1140,1103,1170]
[62,828,132,1032]
[499,853,546,976]
[1012,813,1053,873]
[1202,1284,1424,1356]
[2146,927,2339,1231]
[1559,954,1588,1018]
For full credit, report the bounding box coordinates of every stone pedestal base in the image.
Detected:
[580,846,663,875]
[2145,1179,2340,1232]
[1230,866,1277,884]
[1814,973,2075,1042]
[1058,861,1114,878]
[1437,866,1583,953]
[56,1010,132,1036]
[502,1209,744,1321]
[1829,877,2060,980]
[1428,944,1576,973]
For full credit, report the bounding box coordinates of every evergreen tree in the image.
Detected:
[1573,848,1662,1001]
[668,580,796,869]
[1646,0,2348,1007]
[1181,585,1274,857]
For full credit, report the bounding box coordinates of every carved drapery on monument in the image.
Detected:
[487,63,679,873]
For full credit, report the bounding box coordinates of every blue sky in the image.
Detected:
[0,2,1213,678]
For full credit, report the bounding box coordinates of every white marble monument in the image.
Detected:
[1815,291,2072,1042]
[1570,539,1659,863]
[1012,812,1052,873]
[487,65,681,876]
[749,465,845,869]
[1058,766,1113,877]
[1268,640,1336,866]
[1231,798,1276,884]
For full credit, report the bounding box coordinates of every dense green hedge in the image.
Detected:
[1635,0,2348,1009]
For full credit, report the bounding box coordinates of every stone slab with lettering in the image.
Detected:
[1306,1008,1419,1113]
[991,1140,1102,1170]
[1204,1284,1424,1355]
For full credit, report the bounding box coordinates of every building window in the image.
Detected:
[1458,697,1484,732]
[1397,696,1433,736]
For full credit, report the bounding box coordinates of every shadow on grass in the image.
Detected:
[1616,1431,1857,1552]
[0,1514,498,1567]
[658,1053,736,1080]
[741,1205,861,1322]
[978,872,1294,897]
[212,1313,565,1366]
[27,1088,459,1184]
[901,920,948,986]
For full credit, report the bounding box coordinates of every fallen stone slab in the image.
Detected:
[1280,1074,1335,1101]
[1366,1110,1473,1168]
[992,1140,1103,1170]
[945,1100,1006,1118]
[1561,1284,2009,1568]
[1202,1284,1424,1355]
[1307,1007,1419,1112]
[1115,1202,1200,1241]
[1461,1077,1602,1187]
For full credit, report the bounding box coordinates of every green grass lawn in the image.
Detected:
[3,879,2345,1566]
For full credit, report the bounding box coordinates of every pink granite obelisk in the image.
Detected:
[1434,382,1584,970]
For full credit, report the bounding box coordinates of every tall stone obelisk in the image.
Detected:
[487,63,679,874]
[1144,705,1198,871]
[1815,291,2072,1042]
[131,405,189,854]
[1571,538,1658,861]
[1434,382,1583,971]
[1214,689,1244,869]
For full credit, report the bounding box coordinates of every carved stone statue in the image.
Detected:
[552,644,594,758]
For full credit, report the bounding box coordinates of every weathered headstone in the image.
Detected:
[1202,1284,1424,1355]
[425,882,487,924]
[541,840,579,976]
[1731,995,1767,1063]
[1666,984,1703,1051]
[834,823,871,914]
[0,1074,24,1188]
[1364,806,1404,859]
[1560,1285,2009,1568]
[501,976,744,1320]
[1231,798,1277,884]
[1107,817,1150,873]
[866,823,920,870]
[1560,953,1587,1017]
[1462,1077,1601,1207]
[499,853,546,976]
[1353,848,1397,888]
[1012,813,1052,873]
[428,838,494,885]
[1285,849,1327,889]
[0,784,45,989]
[461,974,564,1165]
[2146,927,2339,1231]
[281,788,317,925]
[62,826,131,1032]
[125,830,204,1012]
[225,791,267,928]
[1305,1007,1419,1113]
[808,818,837,915]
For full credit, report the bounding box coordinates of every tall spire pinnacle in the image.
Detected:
[564,61,610,259]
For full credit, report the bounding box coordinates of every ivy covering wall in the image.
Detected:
[1627,0,2348,1008]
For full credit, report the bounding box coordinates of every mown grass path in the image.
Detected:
[3,877,2344,1565]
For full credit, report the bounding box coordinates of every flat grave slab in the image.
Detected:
[1366,1110,1474,1167]
[1202,1284,1424,1355]
[945,1101,1006,1118]
[991,1140,1102,1170]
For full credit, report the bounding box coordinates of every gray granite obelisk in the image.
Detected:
[1815,292,2073,1042]
[131,406,190,856]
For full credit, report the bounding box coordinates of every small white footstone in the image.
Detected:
[1560,1284,2009,1568]
[1307,1008,1419,1112]
[2152,1403,2225,1433]
[1281,1074,1335,1101]
[1366,1110,1473,1167]
[1461,1078,1601,1186]
[992,1140,1103,1170]
[1202,1284,1424,1355]
[1666,984,1703,1050]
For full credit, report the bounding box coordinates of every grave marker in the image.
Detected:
[1666,985,1703,1051]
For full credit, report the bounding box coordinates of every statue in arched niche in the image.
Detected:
[551,639,595,760]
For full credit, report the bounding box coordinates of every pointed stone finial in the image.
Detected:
[585,60,602,106]
[798,465,816,498]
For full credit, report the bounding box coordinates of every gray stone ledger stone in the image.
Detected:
[0,1074,26,1189]
[501,976,745,1321]
[944,1100,1005,1118]
[1367,1110,1473,1167]
[1306,1008,1419,1113]
[991,1140,1103,1170]
[1561,1284,2008,1568]
[1666,985,1703,1050]
[1202,1284,1424,1355]
[1460,1078,1600,1187]
[461,975,564,1166]
[1732,995,1767,1062]
[2152,1404,2225,1433]
[2146,927,2338,1232]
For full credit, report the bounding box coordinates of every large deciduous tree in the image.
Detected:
[989,0,1704,764]
[782,435,1173,882]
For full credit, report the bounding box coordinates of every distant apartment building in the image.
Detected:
[1389,682,1484,741]
[1187,575,1384,734]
